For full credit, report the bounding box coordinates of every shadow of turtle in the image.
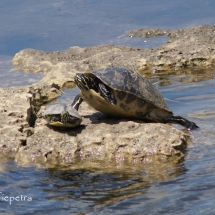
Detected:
[83,111,146,125]
[45,123,86,136]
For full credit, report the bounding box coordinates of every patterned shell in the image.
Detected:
[88,67,172,113]
[43,103,81,119]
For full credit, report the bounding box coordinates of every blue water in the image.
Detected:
[1,0,215,214]
[1,0,215,56]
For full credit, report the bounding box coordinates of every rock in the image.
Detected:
[0,85,190,167]
[12,25,215,88]
[0,84,61,161]
[28,82,62,106]
[0,86,31,161]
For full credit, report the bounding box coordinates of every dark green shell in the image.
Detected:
[89,67,171,113]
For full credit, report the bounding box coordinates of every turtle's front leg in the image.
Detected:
[71,94,83,111]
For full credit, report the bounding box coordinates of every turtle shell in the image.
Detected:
[80,67,173,122]
[42,103,82,127]
[91,67,171,111]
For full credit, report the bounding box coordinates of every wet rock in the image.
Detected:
[12,25,215,88]
[0,85,190,166]
[127,28,170,38]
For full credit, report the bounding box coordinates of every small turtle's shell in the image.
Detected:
[42,103,82,128]
[81,67,173,121]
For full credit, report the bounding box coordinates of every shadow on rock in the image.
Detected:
[85,111,146,125]
[45,124,86,136]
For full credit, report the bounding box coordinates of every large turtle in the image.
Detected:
[74,67,198,130]
[42,97,82,128]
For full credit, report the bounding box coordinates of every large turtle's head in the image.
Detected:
[75,73,97,91]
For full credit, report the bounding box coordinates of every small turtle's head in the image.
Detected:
[60,110,70,124]
[75,73,96,91]
[60,110,81,127]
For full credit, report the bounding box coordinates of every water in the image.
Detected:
[0,55,43,88]
[1,0,215,214]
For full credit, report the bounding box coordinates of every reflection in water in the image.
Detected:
[189,109,215,119]
[44,159,187,213]
[145,68,215,87]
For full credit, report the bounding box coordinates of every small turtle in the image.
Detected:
[42,97,82,128]
[74,67,198,130]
